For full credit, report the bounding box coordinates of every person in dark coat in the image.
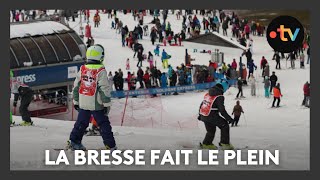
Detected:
[150,28,157,45]
[247,60,257,79]
[236,78,244,98]
[170,70,178,95]
[269,71,278,94]
[157,68,162,84]
[118,69,124,90]
[137,25,143,39]
[198,84,234,150]
[242,49,252,65]
[231,100,244,127]
[222,20,228,36]
[273,52,281,69]
[137,67,144,88]
[226,64,231,80]
[137,49,143,67]
[150,66,159,87]
[113,71,120,90]
[13,85,34,125]
[307,47,310,64]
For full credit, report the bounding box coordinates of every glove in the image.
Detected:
[74,105,79,111]
[104,107,110,116]
[13,101,17,107]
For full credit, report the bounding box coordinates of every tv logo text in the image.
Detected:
[269,25,300,42]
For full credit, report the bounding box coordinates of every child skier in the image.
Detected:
[264,76,270,98]
[154,44,160,56]
[272,83,283,108]
[198,83,234,150]
[126,58,130,70]
[231,100,244,127]
[111,21,115,29]
[148,51,154,69]
[236,77,244,99]
[68,44,116,151]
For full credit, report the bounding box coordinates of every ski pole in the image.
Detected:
[243,113,248,127]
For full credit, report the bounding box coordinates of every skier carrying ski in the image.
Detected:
[68,44,117,151]
[231,100,244,127]
[198,83,234,150]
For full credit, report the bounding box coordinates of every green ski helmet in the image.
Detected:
[86,44,105,63]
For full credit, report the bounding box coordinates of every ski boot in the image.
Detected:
[66,140,86,151]
[19,121,33,126]
[10,121,15,127]
[219,143,235,150]
[200,143,218,150]
[104,145,118,152]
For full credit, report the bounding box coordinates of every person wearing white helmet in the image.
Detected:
[68,44,116,151]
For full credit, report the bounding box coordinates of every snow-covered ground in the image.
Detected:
[10,10,310,170]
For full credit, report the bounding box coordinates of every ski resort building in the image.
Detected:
[10,20,86,116]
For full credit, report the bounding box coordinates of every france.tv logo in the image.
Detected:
[269,25,300,41]
[267,16,304,53]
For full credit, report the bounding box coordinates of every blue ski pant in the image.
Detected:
[265,87,270,97]
[70,109,116,148]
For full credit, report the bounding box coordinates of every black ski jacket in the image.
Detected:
[199,86,233,124]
